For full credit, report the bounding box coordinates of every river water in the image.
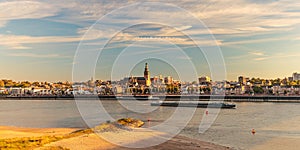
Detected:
[0,100,299,149]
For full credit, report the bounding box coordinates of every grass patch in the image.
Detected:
[39,146,70,150]
[0,136,64,150]
[0,118,144,149]
[0,129,92,149]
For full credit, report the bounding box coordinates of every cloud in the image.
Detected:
[0,34,82,49]
[0,25,115,49]
[9,44,32,50]
[2,0,295,38]
[8,52,70,58]
[227,50,300,62]
[249,52,264,56]
[222,36,292,45]
[58,0,300,47]
[1,0,299,49]
[253,52,300,61]
[66,0,300,34]
[254,57,268,61]
[228,50,266,60]
[78,23,222,48]
[189,0,300,28]
[0,1,59,26]
[77,27,116,40]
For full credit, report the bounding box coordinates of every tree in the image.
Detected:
[289,81,297,86]
[5,81,14,87]
[0,80,4,87]
[21,82,31,88]
[32,82,40,87]
[253,86,264,94]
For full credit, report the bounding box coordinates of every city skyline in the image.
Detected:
[0,0,300,82]
[1,64,300,97]
[1,70,300,83]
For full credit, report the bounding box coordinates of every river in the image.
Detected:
[0,99,299,149]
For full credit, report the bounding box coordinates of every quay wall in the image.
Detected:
[1,95,300,102]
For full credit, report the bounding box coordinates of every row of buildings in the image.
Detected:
[1,64,300,96]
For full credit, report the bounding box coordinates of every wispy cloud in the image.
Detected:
[8,52,70,58]
[228,50,266,60]
[254,57,269,61]
[0,1,58,27]
[79,23,222,48]
[249,52,264,56]
[254,52,300,61]
[222,35,297,45]
[69,0,300,47]
[62,0,300,35]
[0,34,81,50]
[1,0,299,49]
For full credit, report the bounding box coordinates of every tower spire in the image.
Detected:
[145,63,148,71]
[144,63,151,86]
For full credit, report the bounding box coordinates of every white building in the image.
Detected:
[292,72,300,81]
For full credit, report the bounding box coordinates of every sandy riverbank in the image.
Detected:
[0,125,231,150]
[0,126,78,140]
[251,116,300,150]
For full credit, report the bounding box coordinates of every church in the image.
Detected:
[122,63,151,87]
[130,63,151,87]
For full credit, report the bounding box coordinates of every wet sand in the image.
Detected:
[251,137,300,150]
[0,126,231,150]
[252,116,300,150]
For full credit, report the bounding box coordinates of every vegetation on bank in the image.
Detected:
[0,136,65,150]
[0,129,93,150]
[0,118,144,149]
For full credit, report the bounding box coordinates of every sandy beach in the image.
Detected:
[251,116,300,150]
[0,126,78,140]
[0,125,231,150]
[251,137,300,150]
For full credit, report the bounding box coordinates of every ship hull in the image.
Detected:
[151,102,236,108]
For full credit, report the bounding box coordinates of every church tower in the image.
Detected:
[144,63,151,86]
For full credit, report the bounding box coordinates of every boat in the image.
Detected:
[151,101,236,108]
[116,95,160,101]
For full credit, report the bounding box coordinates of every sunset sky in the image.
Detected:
[0,0,299,82]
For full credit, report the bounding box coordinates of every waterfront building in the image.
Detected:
[117,63,153,95]
[199,76,211,85]
[151,75,164,85]
[9,87,22,95]
[34,88,48,95]
[151,75,165,93]
[164,76,173,85]
[112,85,123,95]
[292,72,300,81]
[235,85,245,95]
[122,63,152,87]
[238,76,247,85]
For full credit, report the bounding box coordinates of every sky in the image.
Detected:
[0,0,299,82]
